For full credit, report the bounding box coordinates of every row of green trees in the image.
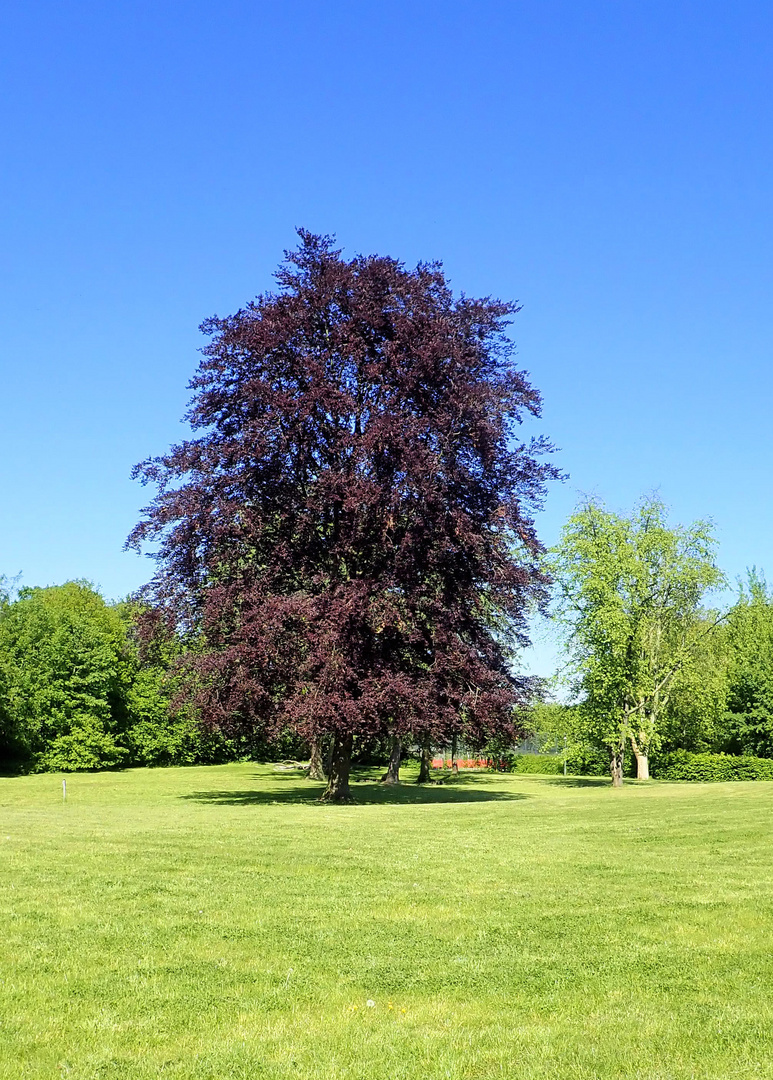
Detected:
[3,518,772,779]
[541,496,773,784]
[0,580,232,772]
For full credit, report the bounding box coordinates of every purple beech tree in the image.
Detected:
[128,231,557,801]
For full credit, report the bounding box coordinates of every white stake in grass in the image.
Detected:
[62,779,66,802]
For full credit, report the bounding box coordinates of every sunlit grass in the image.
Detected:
[2,763,773,1078]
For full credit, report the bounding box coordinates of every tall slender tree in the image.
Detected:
[128,231,557,799]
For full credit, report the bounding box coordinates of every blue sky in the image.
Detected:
[1,1,772,675]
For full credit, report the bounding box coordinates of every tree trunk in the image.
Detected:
[451,733,458,775]
[634,752,649,781]
[308,737,326,781]
[321,733,354,802]
[325,738,334,778]
[629,733,650,781]
[417,739,432,784]
[381,736,401,784]
[610,746,624,788]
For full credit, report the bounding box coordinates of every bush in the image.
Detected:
[565,743,614,777]
[511,754,564,775]
[654,750,773,782]
[39,715,128,772]
[512,745,636,778]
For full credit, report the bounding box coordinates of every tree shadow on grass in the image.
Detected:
[180,770,528,806]
[528,776,612,788]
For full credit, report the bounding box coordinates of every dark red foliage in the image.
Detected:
[128,231,558,751]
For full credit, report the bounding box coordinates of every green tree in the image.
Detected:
[0,581,242,772]
[0,581,132,770]
[115,600,237,767]
[550,496,725,785]
[657,613,730,754]
[0,577,17,768]
[721,570,773,757]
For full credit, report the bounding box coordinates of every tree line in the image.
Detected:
[3,542,770,785]
[540,497,773,784]
[0,580,228,772]
[1,233,767,791]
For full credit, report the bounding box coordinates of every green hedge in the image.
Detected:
[511,749,773,782]
[565,743,623,777]
[511,754,564,775]
[655,750,773,782]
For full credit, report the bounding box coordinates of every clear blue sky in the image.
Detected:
[2,1,772,676]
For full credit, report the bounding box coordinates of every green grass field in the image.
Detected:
[2,764,773,1079]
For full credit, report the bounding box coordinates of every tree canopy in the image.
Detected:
[0,581,131,769]
[0,581,233,772]
[721,570,773,757]
[128,231,558,799]
[549,496,725,784]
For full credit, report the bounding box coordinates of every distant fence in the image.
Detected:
[432,757,494,770]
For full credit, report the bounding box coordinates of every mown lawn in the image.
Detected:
[2,764,773,1079]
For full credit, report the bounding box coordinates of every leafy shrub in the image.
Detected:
[654,750,773,782]
[564,743,612,777]
[39,716,128,772]
[511,745,636,778]
[511,754,564,775]
[125,714,209,767]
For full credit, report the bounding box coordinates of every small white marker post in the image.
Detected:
[564,736,567,777]
[62,779,67,802]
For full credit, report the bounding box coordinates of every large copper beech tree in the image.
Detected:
[128,232,557,800]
